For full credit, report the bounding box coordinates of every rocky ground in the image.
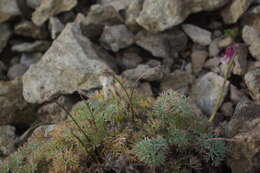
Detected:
[0,0,259,172]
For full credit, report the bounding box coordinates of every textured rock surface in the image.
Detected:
[0,78,36,125]
[136,0,228,32]
[48,17,65,40]
[191,72,229,115]
[23,23,117,104]
[221,0,254,24]
[0,125,16,156]
[135,29,187,58]
[7,64,28,80]
[100,25,134,52]
[182,24,212,46]
[232,44,248,75]
[0,24,12,54]
[0,0,21,23]
[244,68,260,101]
[32,0,77,26]
[14,21,48,39]
[12,41,51,53]
[191,49,208,74]
[226,101,260,173]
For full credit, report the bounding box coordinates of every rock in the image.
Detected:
[248,60,260,71]
[209,38,221,57]
[99,25,134,52]
[14,21,48,39]
[0,0,21,23]
[226,101,260,173]
[0,24,12,54]
[26,0,41,9]
[191,72,229,115]
[7,64,28,80]
[0,125,16,156]
[244,68,260,101]
[136,0,228,32]
[232,44,248,75]
[230,85,249,104]
[182,24,212,46]
[117,52,143,69]
[85,4,123,26]
[0,78,36,125]
[37,95,79,123]
[135,29,187,58]
[32,0,77,26]
[146,59,161,67]
[242,26,260,61]
[221,0,254,24]
[221,102,234,117]
[98,0,131,12]
[23,23,117,104]
[12,41,51,53]
[125,0,143,31]
[191,49,208,74]
[122,64,163,81]
[218,37,233,48]
[48,17,65,40]
[161,70,193,93]
[20,53,42,67]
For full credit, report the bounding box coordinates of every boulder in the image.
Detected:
[136,0,228,32]
[191,72,229,115]
[23,23,117,104]
[32,0,77,26]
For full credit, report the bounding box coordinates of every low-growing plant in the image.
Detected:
[0,76,227,173]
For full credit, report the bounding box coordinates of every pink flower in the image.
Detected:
[220,43,239,64]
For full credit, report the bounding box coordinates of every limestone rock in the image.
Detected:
[244,68,260,101]
[48,17,65,40]
[122,64,163,81]
[0,125,16,156]
[191,72,229,115]
[135,29,187,58]
[226,101,260,173]
[32,0,77,26]
[0,78,36,125]
[136,0,228,32]
[23,23,117,104]
[182,24,212,46]
[100,25,134,52]
[221,0,254,24]
[12,41,51,53]
[0,24,12,54]
[14,21,48,39]
[242,26,260,61]
[7,64,28,80]
[0,0,21,23]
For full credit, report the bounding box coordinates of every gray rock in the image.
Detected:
[118,52,143,69]
[221,0,254,24]
[48,17,65,40]
[14,21,48,39]
[125,0,144,31]
[226,101,260,173]
[20,53,42,67]
[136,0,228,32]
[26,0,41,9]
[182,24,212,46]
[161,70,193,93]
[32,0,77,26]
[135,29,187,58]
[122,64,163,81]
[242,26,260,61]
[191,49,208,74]
[218,36,233,48]
[0,0,21,23]
[191,72,229,115]
[85,4,123,26]
[146,59,161,67]
[23,23,117,104]
[98,0,131,12]
[0,78,36,125]
[244,68,260,101]
[7,64,28,80]
[232,44,248,75]
[12,41,51,53]
[0,125,16,156]
[221,102,234,117]
[230,85,249,104]
[209,38,221,57]
[100,25,134,52]
[0,24,12,54]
